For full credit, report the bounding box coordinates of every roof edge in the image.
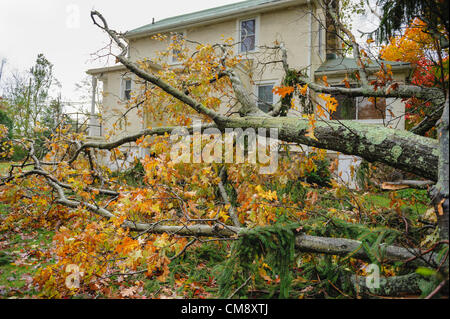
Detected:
[125,0,307,40]
[86,65,127,75]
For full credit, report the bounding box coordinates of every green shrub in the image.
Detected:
[0,110,13,139]
[0,110,14,159]
[112,159,145,186]
[305,155,331,187]
[9,144,28,162]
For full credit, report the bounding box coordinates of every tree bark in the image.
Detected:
[348,272,425,297]
[218,116,439,181]
[430,94,449,242]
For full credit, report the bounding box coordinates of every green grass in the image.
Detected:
[363,189,430,216]
[0,161,32,176]
[0,203,55,298]
[0,162,12,175]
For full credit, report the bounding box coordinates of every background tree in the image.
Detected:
[2,54,59,138]
[1,54,61,158]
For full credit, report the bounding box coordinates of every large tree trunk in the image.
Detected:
[430,94,449,241]
[218,116,439,181]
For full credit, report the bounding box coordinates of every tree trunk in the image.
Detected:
[218,116,439,181]
[430,94,449,241]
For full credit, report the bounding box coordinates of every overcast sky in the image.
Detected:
[0,0,242,104]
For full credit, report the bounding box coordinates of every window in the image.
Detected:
[121,78,132,101]
[240,18,256,52]
[170,32,184,64]
[331,94,386,120]
[257,83,274,113]
[356,97,387,120]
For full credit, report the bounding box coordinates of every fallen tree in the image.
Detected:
[0,3,447,299]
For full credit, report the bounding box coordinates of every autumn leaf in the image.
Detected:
[272,85,294,98]
[120,286,137,297]
[297,84,308,96]
[342,77,350,88]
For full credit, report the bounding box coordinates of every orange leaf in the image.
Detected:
[438,199,445,216]
[342,77,350,88]
[273,86,294,98]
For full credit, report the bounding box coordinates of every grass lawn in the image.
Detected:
[0,161,33,176]
[0,202,55,298]
[0,162,12,175]
[363,188,430,216]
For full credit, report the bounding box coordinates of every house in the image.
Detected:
[86,0,412,187]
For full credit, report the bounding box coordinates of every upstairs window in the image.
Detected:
[240,18,256,52]
[170,32,185,64]
[257,83,274,113]
[121,78,132,101]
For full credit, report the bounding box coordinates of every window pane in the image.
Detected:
[357,97,386,119]
[258,85,273,113]
[241,20,255,35]
[240,19,256,52]
[124,79,131,100]
[241,35,255,52]
[331,95,356,120]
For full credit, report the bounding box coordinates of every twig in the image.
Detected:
[425,279,448,299]
[228,276,252,299]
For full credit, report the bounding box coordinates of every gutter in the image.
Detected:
[86,60,161,76]
[86,65,127,76]
[125,0,308,40]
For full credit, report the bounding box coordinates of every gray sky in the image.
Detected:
[0,0,242,105]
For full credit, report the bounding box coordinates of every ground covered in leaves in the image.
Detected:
[0,161,441,299]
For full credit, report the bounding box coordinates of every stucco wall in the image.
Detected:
[99,69,143,139]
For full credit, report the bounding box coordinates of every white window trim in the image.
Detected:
[236,16,260,54]
[168,30,187,66]
[254,79,280,112]
[318,23,324,60]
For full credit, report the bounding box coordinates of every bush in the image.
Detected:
[305,155,331,187]
[0,110,13,139]
[113,159,145,186]
[9,144,28,162]
[0,110,14,159]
